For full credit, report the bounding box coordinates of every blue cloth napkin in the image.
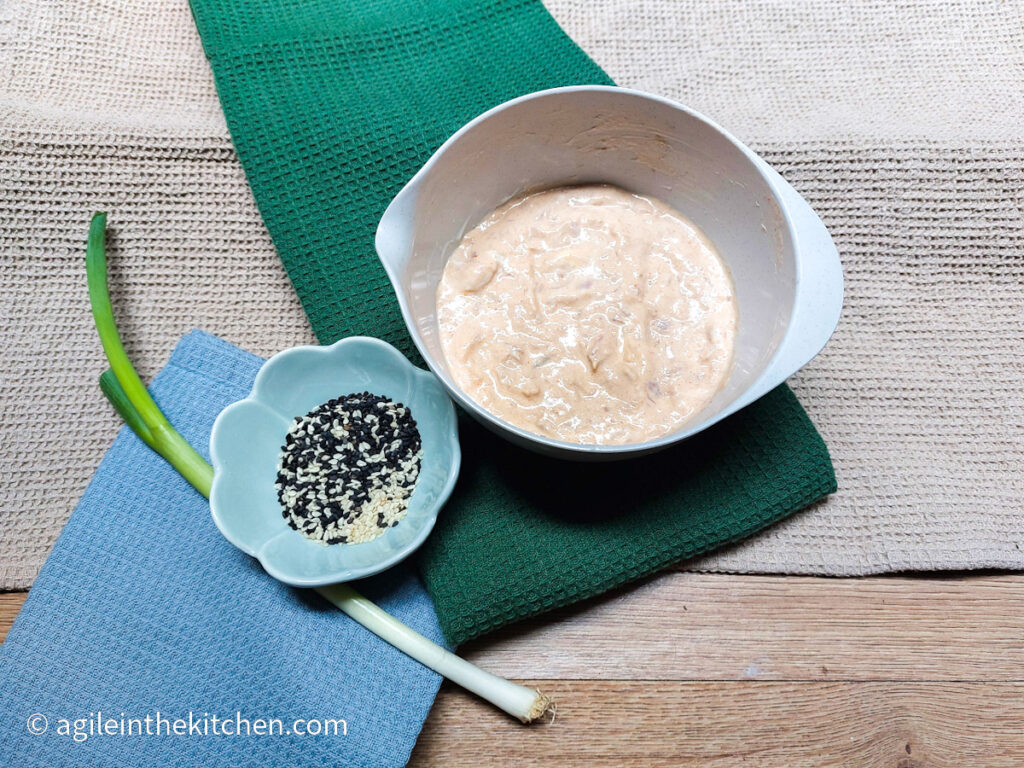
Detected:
[0,330,444,767]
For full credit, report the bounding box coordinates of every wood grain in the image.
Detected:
[411,680,1024,768]
[4,576,1024,765]
[460,573,1024,681]
[4,575,1024,681]
[0,591,25,642]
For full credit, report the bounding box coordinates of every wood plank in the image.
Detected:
[0,592,26,642]
[410,680,1024,768]
[5,574,1024,682]
[459,573,1024,681]
[7,582,1024,763]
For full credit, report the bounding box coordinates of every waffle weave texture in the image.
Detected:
[186,0,836,645]
[0,331,445,767]
[7,0,1021,591]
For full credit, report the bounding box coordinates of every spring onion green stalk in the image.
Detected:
[86,213,213,497]
[86,212,552,724]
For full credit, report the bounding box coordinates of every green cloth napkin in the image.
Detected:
[189,0,836,646]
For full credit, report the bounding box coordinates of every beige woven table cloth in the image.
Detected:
[2,0,1022,589]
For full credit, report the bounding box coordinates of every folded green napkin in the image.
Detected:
[189,0,836,645]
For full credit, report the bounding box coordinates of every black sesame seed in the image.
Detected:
[274,392,421,546]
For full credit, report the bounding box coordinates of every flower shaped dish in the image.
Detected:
[209,337,460,587]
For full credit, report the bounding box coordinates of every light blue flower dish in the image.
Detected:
[209,337,460,587]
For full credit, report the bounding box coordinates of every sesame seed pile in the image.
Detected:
[275,392,422,545]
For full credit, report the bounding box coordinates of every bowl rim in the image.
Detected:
[208,335,461,586]
[376,84,805,457]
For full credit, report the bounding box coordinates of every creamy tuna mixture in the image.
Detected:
[436,184,737,445]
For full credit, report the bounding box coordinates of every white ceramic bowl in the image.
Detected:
[375,86,843,460]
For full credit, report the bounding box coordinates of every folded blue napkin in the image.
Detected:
[0,330,444,767]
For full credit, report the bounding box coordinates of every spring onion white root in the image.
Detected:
[318,584,552,723]
[86,212,553,724]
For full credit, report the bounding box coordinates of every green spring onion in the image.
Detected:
[86,212,552,724]
[86,213,213,497]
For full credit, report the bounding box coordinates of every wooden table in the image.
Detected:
[4,571,1022,766]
